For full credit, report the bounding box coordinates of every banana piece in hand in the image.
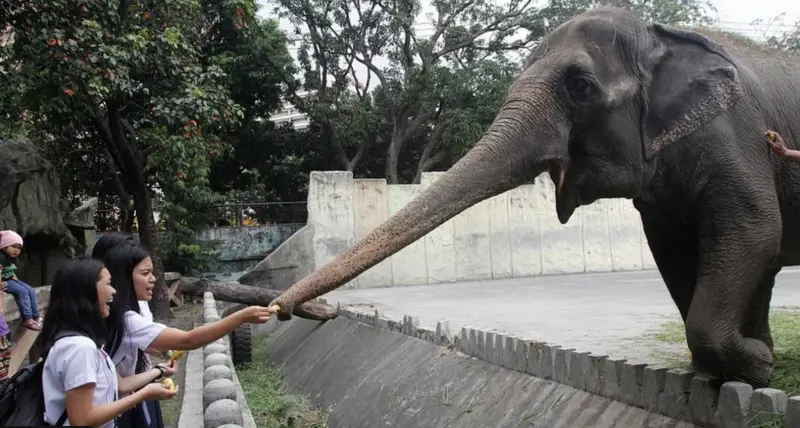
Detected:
[167,350,185,362]
[160,377,176,391]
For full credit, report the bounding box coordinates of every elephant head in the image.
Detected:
[269,7,743,319]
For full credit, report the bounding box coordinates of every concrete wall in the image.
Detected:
[307,171,657,289]
[194,224,303,273]
[3,286,50,340]
[236,225,315,290]
[283,300,799,428]
[195,225,303,263]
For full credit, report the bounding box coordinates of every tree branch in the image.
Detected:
[413,122,448,183]
[432,0,534,60]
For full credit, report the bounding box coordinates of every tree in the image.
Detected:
[755,14,800,52]
[3,0,245,317]
[411,57,519,182]
[275,0,542,184]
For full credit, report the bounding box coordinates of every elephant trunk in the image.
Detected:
[269,87,568,318]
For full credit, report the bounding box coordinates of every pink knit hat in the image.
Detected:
[0,230,23,249]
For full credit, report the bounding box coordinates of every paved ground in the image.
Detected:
[326,268,800,364]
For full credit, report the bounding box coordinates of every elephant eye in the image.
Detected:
[566,73,595,101]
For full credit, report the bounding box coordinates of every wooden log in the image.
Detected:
[177,277,337,321]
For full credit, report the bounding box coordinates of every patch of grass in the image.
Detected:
[237,333,328,428]
[646,306,800,396]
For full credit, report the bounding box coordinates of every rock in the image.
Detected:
[204,399,243,428]
[204,353,230,369]
[0,139,78,286]
[203,378,237,409]
[63,197,97,228]
[204,343,228,357]
[204,365,233,383]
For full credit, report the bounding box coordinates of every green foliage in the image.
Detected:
[2,0,254,284]
[159,233,220,274]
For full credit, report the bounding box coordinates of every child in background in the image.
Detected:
[0,231,41,331]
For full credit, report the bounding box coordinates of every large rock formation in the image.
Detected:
[0,139,78,286]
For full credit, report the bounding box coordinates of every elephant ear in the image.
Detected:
[642,24,743,160]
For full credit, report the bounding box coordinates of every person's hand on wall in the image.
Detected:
[0,281,6,292]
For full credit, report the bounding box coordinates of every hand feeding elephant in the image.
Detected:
[268,7,800,388]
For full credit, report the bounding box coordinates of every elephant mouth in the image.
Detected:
[549,161,579,224]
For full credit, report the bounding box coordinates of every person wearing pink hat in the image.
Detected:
[0,230,41,331]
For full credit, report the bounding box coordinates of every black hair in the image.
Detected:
[103,243,153,372]
[92,232,136,260]
[36,258,109,351]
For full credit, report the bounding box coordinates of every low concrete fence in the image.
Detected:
[3,286,51,368]
[198,292,256,428]
[329,299,800,428]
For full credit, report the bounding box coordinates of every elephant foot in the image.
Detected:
[688,335,773,389]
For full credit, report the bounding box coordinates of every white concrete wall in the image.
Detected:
[307,171,657,289]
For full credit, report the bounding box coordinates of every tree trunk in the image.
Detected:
[122,204,134,233]
[385,131,403,184]
[178,277,338,321]
[134,181,172,319]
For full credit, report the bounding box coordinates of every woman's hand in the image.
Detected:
[157,361,178,378]
[240,306,277,324]
[141,383,178,401]
[766,130,788,155]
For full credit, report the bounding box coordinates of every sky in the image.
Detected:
[256,0,800,95]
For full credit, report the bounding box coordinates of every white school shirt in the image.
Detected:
[42,336,119,428]
[138,301,153,322]
[112,310,167,378]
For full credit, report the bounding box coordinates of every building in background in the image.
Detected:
[268,89,310,130]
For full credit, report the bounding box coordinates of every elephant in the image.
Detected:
[268,6,800,388]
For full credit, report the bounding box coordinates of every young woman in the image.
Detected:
[93,232,136,259]
[38,258,178,428]
[92,233,152,320]
[104,243,275,428]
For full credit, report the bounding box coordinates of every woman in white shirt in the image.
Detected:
[38,258,178,428]
[103,243,275,428]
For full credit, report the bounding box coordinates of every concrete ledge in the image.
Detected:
[178,339,205,428]
[264,309,694,428]
[3,285,50,339]
[325,303,800,427]
[197,293,256,428]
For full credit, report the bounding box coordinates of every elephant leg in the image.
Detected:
[684,199,781,388]
[639,212,697,321]
[741,266,779,353]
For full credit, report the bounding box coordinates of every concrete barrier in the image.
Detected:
[2,286,50,332]
[3,286,51,370]
[271,171,658,290]
[263,300,799,428]
[195,293,256,428]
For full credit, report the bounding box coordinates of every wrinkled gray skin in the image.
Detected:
[270,7,800,388]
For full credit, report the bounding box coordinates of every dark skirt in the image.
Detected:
[117,400,165,428]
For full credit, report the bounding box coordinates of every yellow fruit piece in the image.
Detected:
[269,305,280,312]
[167,350,185,362]
[767,131,778,142]
[161,377,175,391]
